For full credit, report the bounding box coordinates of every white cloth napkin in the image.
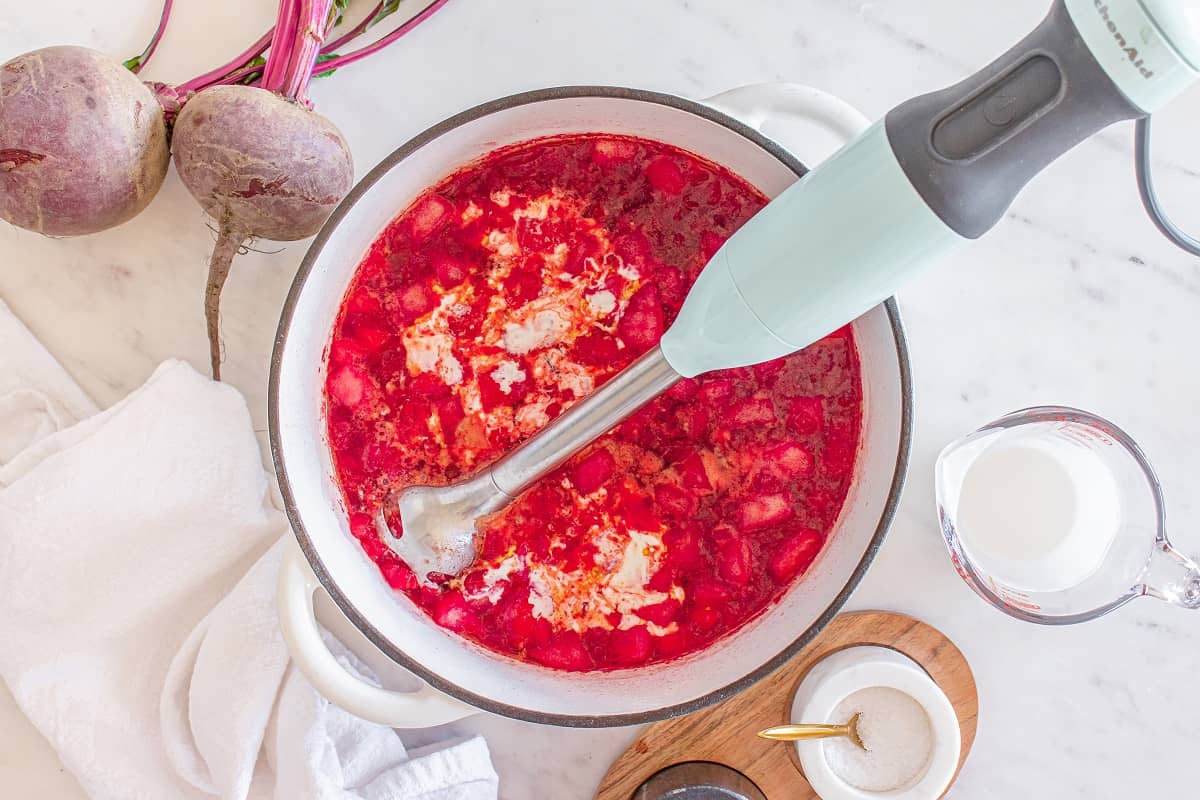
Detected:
[0,301,98,465]
[0,300,499,800]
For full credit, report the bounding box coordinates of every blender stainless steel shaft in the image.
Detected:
[381,347,680,581]
[385,0,1200,583]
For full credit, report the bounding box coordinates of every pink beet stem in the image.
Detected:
[261,0,302,91]
[313,0,448,75]
[178,28,274,94]
[322,2,383,53]
[279,0,335,100]
[212,63,265,87]
[126,0,174,74]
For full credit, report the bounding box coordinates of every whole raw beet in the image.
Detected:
[172,85,354,242]
[0,46,169,236]
[171,85,354,378]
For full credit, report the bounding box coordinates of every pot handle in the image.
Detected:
[702,82,871,163]
[277,542,477,727]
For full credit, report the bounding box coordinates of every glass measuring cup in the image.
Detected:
[935,406,1200,624]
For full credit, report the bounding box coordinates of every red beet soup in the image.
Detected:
[325,133,863,671]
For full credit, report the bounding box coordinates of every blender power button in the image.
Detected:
[932,55,1063,160]
[984,93,1020,126]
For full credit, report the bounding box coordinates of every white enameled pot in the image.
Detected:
[270,84,912,728]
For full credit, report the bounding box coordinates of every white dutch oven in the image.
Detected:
[270,84,912,728]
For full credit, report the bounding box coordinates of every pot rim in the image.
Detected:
[268,84,913,728]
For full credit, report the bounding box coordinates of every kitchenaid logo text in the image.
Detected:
[1093,1,1155,78]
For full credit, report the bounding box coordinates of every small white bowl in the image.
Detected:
[791,646,961,800]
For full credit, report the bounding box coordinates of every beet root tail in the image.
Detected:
[205,219,245,381]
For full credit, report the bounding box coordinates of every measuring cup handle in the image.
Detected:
[1142,541,1200,610]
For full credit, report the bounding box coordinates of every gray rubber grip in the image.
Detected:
[885,0,1142,239]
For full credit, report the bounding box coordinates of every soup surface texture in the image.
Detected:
[325,133,862,671]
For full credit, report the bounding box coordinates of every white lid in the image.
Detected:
[1141,0,1200,71]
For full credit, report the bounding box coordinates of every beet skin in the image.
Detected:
[0,46,169,236]
[172,85,354,242]
[171,85,355,378]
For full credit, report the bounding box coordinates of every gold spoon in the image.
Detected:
[757,712,866,750]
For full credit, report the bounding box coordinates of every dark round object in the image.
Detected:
[633,762,767,800]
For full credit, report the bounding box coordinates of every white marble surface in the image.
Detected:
[3,0,1200,797]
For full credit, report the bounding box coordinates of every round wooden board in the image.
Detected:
[594,611,977,800]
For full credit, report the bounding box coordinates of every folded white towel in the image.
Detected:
[0,300,98,467]
[0,301,499,800]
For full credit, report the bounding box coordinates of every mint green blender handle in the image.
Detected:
[661,0,1200,380]
[660,84,911,378]
[659,116,962,378]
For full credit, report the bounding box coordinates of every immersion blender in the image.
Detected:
[384,0,1200,582]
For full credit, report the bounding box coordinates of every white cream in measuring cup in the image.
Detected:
[938,406,1200,624]
[954,433,1121,593]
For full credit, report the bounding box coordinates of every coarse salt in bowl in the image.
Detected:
[790,646,961,799]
